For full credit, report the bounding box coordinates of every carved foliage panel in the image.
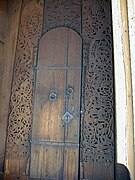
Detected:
[43,0,82,34]
[82,27,114,164]
[6,0,43,159]
[81,0,114,164]
[82,0,111,43]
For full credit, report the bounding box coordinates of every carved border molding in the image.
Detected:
[6,0,43,159]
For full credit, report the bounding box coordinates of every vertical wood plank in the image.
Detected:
[0,0,7,37]
[32,70,65,142]
[38,28,68,67]
[63,147,79,180]
[64,29,82,143]
[68,29,82,67]
[83,163,114,180]
[65,70,81,143]
[63,29,82,179]
[4,1,44,178]
[30,144,63,179]
[0,0,7,173]
[0,0,22,174]
[4,159,27,180]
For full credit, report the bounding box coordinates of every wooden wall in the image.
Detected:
[0,0,7,104]
[0,0,22,175]
[0,0,8,173]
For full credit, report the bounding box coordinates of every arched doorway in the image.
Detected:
[30,27,82,179]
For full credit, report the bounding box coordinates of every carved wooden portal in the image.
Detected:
[30,28,82,179]
[5,0,114,179]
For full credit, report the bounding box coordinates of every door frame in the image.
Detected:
[111,0,135,179]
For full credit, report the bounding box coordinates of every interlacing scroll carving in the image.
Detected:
[81,0,114,164]
[82,26,114,164]
[82,0,111,44]
[43,0,82,34]
[6,0,43,159]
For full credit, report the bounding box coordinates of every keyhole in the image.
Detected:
[66,115,69,122]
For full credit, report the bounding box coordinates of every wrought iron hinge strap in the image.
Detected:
[33,66,81,70]
[30,140,79,147]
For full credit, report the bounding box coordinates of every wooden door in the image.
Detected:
[30,27,82,179]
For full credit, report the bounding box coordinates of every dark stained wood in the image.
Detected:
[30,145,63,179]
[5,1,44,162]
[63,146,79,180]
[30,27,82,179]
[0,0,7,37]
[0,0,7,133]
[65,70,80,143]
[5,159,27,176]
[38,28,68,67]
[4,1,43,178]
[0,0,22,174]
[32,70,65,142]
[83,163,114,180]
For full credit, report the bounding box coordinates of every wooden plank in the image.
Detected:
[38,28,68,67]
[0,1,7,170]
[5,159,26,175]
[0,0,22,174]
[32,70,65,142]
[83,163,114,180]
[68,29,82,67]
[63,29,82,179]
[64,29,82,143]
[0,0,7,37]
[30,144,63,179]
[63,146,79,180]
[0,35,4,44]
[4,174,28,180]
[0,42,4,96]
[4,159,28,180]
[65,70,81,143]
[35,70,65,95]
[4,0,44,177]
